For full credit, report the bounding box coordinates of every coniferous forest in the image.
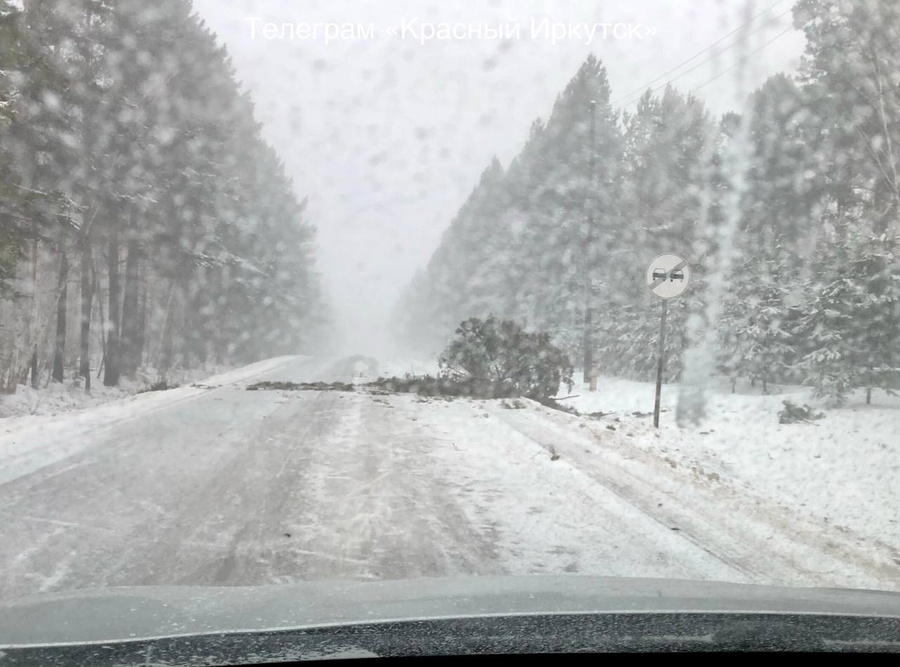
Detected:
[396,0,900,405]
[0,0,329,392]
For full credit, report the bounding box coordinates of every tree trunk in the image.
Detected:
[137,289,148,369]
[27,235,39,388]
[120,239,141,378]
[104,226,121,387]
[6,350,19,394]
[731,377,737,394]
[52,237,69,383]
[866,387,872,405]
[79,227,93,391]
[161,320,174,375]
[159,290,175,376]
[159,280,176,375]
[29,347,38,389]
[77,0,97,391]
[181,292,194,371]
[93,262,106,378]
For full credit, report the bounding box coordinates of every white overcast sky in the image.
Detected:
[190,0,806,355]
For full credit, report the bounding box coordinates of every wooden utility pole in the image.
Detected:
[28,227,39,389]
[582,99,596,383]
[78,0,98,394]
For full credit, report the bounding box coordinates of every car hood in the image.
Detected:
[2,576,899,647]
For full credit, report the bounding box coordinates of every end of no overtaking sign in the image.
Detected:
[646,254,691,299]
[646,253,690,429]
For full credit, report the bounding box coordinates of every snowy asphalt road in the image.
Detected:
[1,356,895,600]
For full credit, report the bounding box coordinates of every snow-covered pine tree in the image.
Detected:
[847,232,899,403]
[719,74,814,393]
[787,0,900,404]
[793,231,865,405]
[0,0,329,387]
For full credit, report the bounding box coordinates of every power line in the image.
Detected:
[612,0,791,107]
[620,6,795,107]
[611,0,794,108]
[690,25,796,94]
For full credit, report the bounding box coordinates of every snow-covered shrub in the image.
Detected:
[778,400,825,424]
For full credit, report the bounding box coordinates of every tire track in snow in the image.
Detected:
[407,395,745,581]
[488,410,756,580]
[484,402,896,589]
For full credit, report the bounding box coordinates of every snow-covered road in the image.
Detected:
[1,356,896,601]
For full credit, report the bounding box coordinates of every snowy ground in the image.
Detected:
[563,376,899,563]
[0,356,897,603]
[0,363,239,420]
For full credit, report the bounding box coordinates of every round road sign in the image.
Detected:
[646,254,691,299]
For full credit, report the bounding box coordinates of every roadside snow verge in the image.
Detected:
[0,356,301,486]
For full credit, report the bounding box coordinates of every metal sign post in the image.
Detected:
[653,299,668,428]
[646,254,691,429]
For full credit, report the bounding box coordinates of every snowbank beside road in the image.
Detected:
[0,380,134,421]
[560,377,900,560]
[0,362,255,420]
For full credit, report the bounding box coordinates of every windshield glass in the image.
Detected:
[0,0,898,644]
